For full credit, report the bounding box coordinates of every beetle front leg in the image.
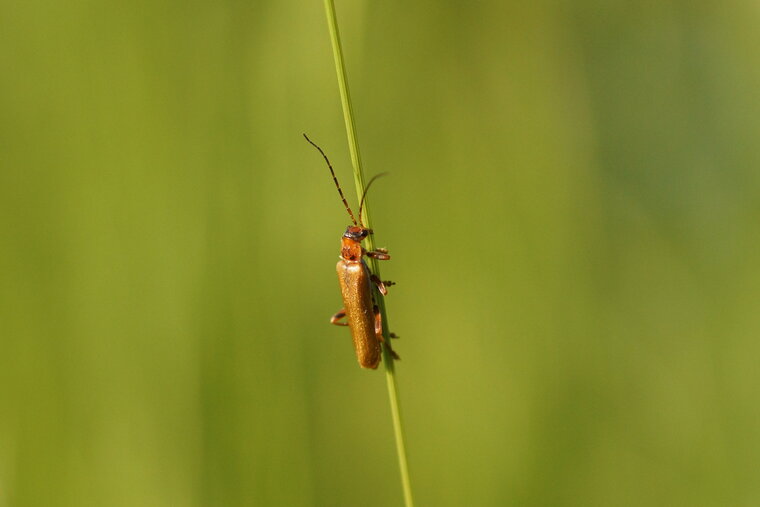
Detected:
[366,248,390,261]
[330,308,349,326]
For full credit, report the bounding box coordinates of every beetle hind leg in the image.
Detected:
[374,305,400,360]
[330,308,349,326]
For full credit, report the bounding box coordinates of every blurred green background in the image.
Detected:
[2,1,759,506]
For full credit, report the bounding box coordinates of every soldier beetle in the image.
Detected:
[304,134,399,369]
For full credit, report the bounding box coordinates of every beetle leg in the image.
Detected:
[389,332,400,339]
[370,274,389,295]
[374,305,400,360]
[366,249,390,260]
[373,305,383,337]
[330,308,349,326]
[370,276,396,296]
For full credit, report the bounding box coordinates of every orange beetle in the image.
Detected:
[304,134,398,368]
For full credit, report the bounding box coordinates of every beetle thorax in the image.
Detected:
[341,236,363,261]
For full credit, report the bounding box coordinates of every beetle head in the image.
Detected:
[343,226,371,243]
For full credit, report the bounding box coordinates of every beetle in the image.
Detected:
[304,134,399,369]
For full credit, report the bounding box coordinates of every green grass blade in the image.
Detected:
[322,2,415,506]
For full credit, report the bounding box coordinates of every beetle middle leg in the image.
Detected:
[374,305,400,360]
[330,308,349,326]
[370,274,396,296]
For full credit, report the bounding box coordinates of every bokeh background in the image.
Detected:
[2,1,759,506]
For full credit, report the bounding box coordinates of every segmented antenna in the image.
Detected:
[303,134,357,226]
[357,172,387,227]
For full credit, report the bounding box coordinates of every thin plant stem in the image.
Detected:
[322,2,415,506]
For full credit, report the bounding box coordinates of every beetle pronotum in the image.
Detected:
[304,134,399,369]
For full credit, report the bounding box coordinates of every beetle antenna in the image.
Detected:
[303,133,357,226]
[357,172,387,227]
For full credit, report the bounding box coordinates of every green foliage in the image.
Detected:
[321,1,413,505]
[1,1,759,506]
